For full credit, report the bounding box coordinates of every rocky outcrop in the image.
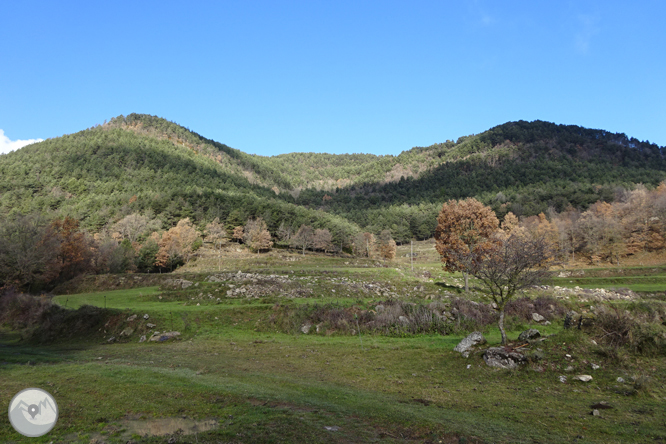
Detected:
[518,329,541,342]
[453,332,487,358]
[483,347,527,369]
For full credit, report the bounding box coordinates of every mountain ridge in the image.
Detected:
[1,113,664,241]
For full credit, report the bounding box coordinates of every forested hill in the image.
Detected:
[0,114,664,242]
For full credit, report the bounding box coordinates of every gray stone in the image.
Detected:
[518,329,541,342]
[146,323,156,328]
[107,336,116,343]
[139,335,147,343]
[483,347,527,369]
[453,332,487,358]
[592,409,600,416]
[149,331,181,342]
[127,314,138,322]
[574,374,593,382]
[301,323,312,334]
[616,377,625,383]
[398,316,409,324]
[120,327,134,337]
[143,314,149,320]
[532,312,546,322]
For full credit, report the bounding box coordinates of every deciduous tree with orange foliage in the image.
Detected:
[154,218,199,270]
[434,198,499,291]
[50,216,94,283]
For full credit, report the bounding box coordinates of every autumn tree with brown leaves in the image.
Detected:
[243,218,273,252]
[154,218,199,270]
[435,198,499,291]
[50,216,94,283]
[377,230,397,260]
[232,226,245,243]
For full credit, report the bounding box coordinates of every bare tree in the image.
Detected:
[205,217,227,271]
[353,232,376,258]
[313,228,333,252]
[0,214,60,290]
[290,225,315,255]
[467,234,554,345]
[111,213,161,244]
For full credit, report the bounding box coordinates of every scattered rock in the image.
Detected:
[163,278,193,289]
[591,363,600,370]
[143,314,149,320]
[147,323,156,328]
[591,409,600,416]
[483,347,527,369]
[120,327,134,337]
[617,377,625,383]
[532,313,546,323]
[301,323,312,334]
[518,329,541,342]
[559,375,567,383]
[574,375,593,382]
[149,331,181,342]
[139,335,146,343]
[127,314,138,322]
[453,332,487,358]
[565,365,575,372]
[107,337,116,343]
[324,426,339,432]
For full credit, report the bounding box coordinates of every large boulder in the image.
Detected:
[483,347,527,369]
[453,332,487,358]
[518,329,541,342]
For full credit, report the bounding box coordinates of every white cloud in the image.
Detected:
[0,129,43,155]
[574,14,600,55]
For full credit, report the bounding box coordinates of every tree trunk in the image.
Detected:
[464,272,469,292]
[498,308,508,345]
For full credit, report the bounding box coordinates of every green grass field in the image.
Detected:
[2,251,665,443]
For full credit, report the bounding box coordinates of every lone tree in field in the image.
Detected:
[434,198,499,291]
[467,234,554,345]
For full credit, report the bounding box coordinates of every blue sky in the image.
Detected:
[1,1,664,156]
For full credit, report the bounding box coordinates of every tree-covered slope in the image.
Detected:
[1,115,664,242]
[0,119,359,242]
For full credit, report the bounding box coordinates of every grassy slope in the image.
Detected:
[2,247,666,443]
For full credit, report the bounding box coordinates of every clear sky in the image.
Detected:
[1,1,664,156]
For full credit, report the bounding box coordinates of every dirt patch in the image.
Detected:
[120,417,218,436]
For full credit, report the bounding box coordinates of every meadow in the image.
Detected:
[1,242,665,443]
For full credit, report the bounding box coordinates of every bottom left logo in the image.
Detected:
[8,388,59,437]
